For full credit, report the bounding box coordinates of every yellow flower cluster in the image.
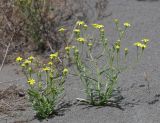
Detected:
[23,60,31,67]
[43,67,50,71]
[83,24,88,29]
[134,42,147,49]
[58,27,67,32]
[115,45,120,49]
[48,62,53,66]
[16,56,23,62]
[65,46,72,51]
[50,52,58,59]
[76,21,88,30]
[65,46,72,55]
[73,29,80,33]
[21,63,26,67]
[77,37,86,43]
[16,56,34,68]
[114,40,121,52]
[28,56,34,62]
[28,56,34,60]
[76,21,85,26]
[24,59,31,65]
[100,28,105,32]
[141,38,149,44]
[63,68,69,75]
[92,24,104,29]
[87,43,93,47]
[123,22,131,27]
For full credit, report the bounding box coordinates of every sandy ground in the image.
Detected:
[1,0,160,122]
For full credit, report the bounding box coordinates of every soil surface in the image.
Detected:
[1,0,160,123]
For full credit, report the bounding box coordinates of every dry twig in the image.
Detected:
[0,43,10,71]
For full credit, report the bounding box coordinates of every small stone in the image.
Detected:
[18,91,25,97]
[139,84,145,87]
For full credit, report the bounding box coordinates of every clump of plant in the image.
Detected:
[63,20,149,106]
[16,53,69,119]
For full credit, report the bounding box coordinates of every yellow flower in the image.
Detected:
[24,59,31,65]
[141,38,149,44]
[134,42,147,49]
[74,48,79,55]
[73,29,80,33]
[28,67,32,72]
[92,24,104,29]
[50,52,58,59]
[124,48,128,56]
[72,46,76,49]
[76,21,85,26]
[134,42,141,47]
[77,37,86,43]
[124,48,128,52]
[87,43,93,47]
[116,45,120,49]
[28,56,34,61]
[83,24,88,29]
[140,44,147,49]
[43,67,50,71]
[28,78,35,85]
[114,19,119,24]
[65,46,72,51]
[100,29,105,32]
[65,46,72,55]
[115,45,120,52]
[88,43,93,51]
[21,63,26,67]
[48,62,53,66]
[16,57,23,62]
[63,68,69,75]
[74,47,79,55]
[58,27,67,32]
[124,22,131,27]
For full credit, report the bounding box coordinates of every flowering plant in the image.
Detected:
[16,53,68,119]
[64,20,149,106]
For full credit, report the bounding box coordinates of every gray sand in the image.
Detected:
[1,0,160,123]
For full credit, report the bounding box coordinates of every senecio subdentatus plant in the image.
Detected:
[16,19,150,119]
[60,19,149,106]
[16,53,68,119]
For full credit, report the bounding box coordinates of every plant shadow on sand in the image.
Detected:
[75,88,125,111]
[78,101,125,111]
[51,101,73,117]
